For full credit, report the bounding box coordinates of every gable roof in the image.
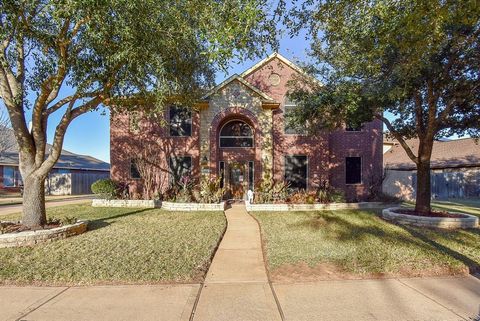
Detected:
[384,138,480,170]
[201,74,276,102]
[201,52,321,105]
[241,52,322,85]
[0,128,110,172]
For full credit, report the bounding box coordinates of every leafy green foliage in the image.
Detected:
[286,1,480,212]
[91,179,118,200]
[288,0,479,139]
[0,0,279,226]
[194,176,225,204]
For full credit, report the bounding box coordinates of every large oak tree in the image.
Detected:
[0,0,279,228]
[287,0,480,213]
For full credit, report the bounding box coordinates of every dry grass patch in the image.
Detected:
[0,204,226,285]
[252,206,479,281]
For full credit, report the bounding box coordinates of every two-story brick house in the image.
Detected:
[110,53,383,201]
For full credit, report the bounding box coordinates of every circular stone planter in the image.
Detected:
[0,220,88,248]
[382,207,478,229]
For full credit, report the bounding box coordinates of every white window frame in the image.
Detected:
[219,119,255,148]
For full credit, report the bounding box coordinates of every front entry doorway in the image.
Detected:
[220,161,254,200]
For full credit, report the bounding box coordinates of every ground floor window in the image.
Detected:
[130,160,141,179]
[248,161,254,190]
[284,156,308,190]
[3,166,22,187]
[169,156,192,183]
[346,157,362,184]
[219,161,225,188]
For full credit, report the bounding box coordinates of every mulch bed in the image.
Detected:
[0,221,62,234]
[393,208,466,218]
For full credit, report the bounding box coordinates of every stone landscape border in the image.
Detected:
[0,220,88,248]
[382,207,479,229]
[161,201,226,211]
[91,199,226,211]
[245,201,385,211]
[92,199,160,208]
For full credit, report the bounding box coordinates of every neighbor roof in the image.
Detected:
[0,128,110,172]
[384,138,480,170]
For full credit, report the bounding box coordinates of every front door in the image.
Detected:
[229,162,246,199]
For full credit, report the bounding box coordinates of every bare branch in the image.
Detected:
[376,113,419,165]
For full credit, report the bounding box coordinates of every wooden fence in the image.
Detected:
[45,172,110,195]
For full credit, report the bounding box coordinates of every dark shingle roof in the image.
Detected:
[384,138,480,170]
[0,128,109,171]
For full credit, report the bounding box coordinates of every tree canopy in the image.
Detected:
[286,0,480,212]
[0,0,280,227]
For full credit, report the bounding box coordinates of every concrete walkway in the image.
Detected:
[1,203,480,321]
[192,204,282,321]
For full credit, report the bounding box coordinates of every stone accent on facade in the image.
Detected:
[0,221,88,248]
[200,80,274,181]
[246,201,385,211]
[382,207,479,229]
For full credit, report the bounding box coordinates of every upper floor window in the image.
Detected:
[169,106,192,136]
[345,123,362,132]
[284,98,307,135]
[219,120,254,148]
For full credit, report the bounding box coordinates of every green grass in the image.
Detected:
[0,204,226,285]
[252,200,480,278]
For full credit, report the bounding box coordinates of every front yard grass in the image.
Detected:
[252,200,479,280]
[0,204,226,285]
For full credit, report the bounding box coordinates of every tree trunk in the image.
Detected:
[22,174,47,228]
[415,162,431,214]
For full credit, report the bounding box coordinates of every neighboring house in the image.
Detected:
[383,138,480,200]
[111,53,383,201]
[0,129,110,195]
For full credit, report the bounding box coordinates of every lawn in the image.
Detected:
[0,204,226,285]
[252,199,480,281]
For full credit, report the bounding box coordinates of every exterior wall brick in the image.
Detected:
[110,55,383,201]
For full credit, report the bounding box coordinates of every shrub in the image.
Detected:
[255,178,289,203]
[91,179,118,200]
[315,181,346,203]
[196,176,224,203]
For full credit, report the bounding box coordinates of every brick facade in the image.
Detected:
[110,53,383,201]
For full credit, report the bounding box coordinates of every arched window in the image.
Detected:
[219,120,254,148]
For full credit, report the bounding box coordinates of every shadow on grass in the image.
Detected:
[87,208,152,231]
[289,211,480,276]
[399,224,480,279]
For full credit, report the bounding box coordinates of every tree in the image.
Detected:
[0,0,279,228]
[286,0,480,213]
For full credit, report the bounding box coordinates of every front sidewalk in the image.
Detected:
[1,203,479,321]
